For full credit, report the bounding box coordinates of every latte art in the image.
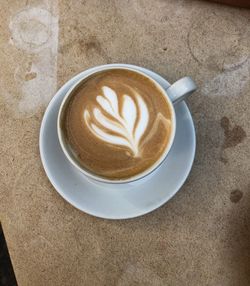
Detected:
[83,86,149,156]
[62,69,173,180]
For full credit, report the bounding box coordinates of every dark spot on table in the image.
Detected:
[25,72,37,81]
[230,189,243,203]
[162,47,168,51]
[85,40,101,52]
[160,16,168,23]
[27,61,33,70]
[221,116,246,149]
[59,37,110,62]
[219,156,228,164]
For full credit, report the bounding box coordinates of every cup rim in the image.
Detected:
[57,65,176,184]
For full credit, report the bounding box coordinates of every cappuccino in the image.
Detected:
[60,69,173,180]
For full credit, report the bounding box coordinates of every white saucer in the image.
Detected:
[39,64,196,219]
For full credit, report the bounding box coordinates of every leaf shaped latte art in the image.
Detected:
[83,86,149,156]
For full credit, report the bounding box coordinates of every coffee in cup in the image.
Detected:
[59,68,174,180]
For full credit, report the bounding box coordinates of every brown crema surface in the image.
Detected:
[62,69,172,180]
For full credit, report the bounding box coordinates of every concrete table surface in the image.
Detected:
[0,1,250,285]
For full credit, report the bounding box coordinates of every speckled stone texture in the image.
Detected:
[0,1,250,285]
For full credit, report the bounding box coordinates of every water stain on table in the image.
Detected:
[221,116,246,149]
[187,11,248,72]
[7,5,59,116]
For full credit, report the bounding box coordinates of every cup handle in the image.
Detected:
[166,76,197,104]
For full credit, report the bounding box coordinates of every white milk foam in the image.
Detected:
[83,86,149,156]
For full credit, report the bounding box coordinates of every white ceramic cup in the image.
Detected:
[57,65,196,184]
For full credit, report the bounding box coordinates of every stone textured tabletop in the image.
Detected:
[0,1,250,285]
